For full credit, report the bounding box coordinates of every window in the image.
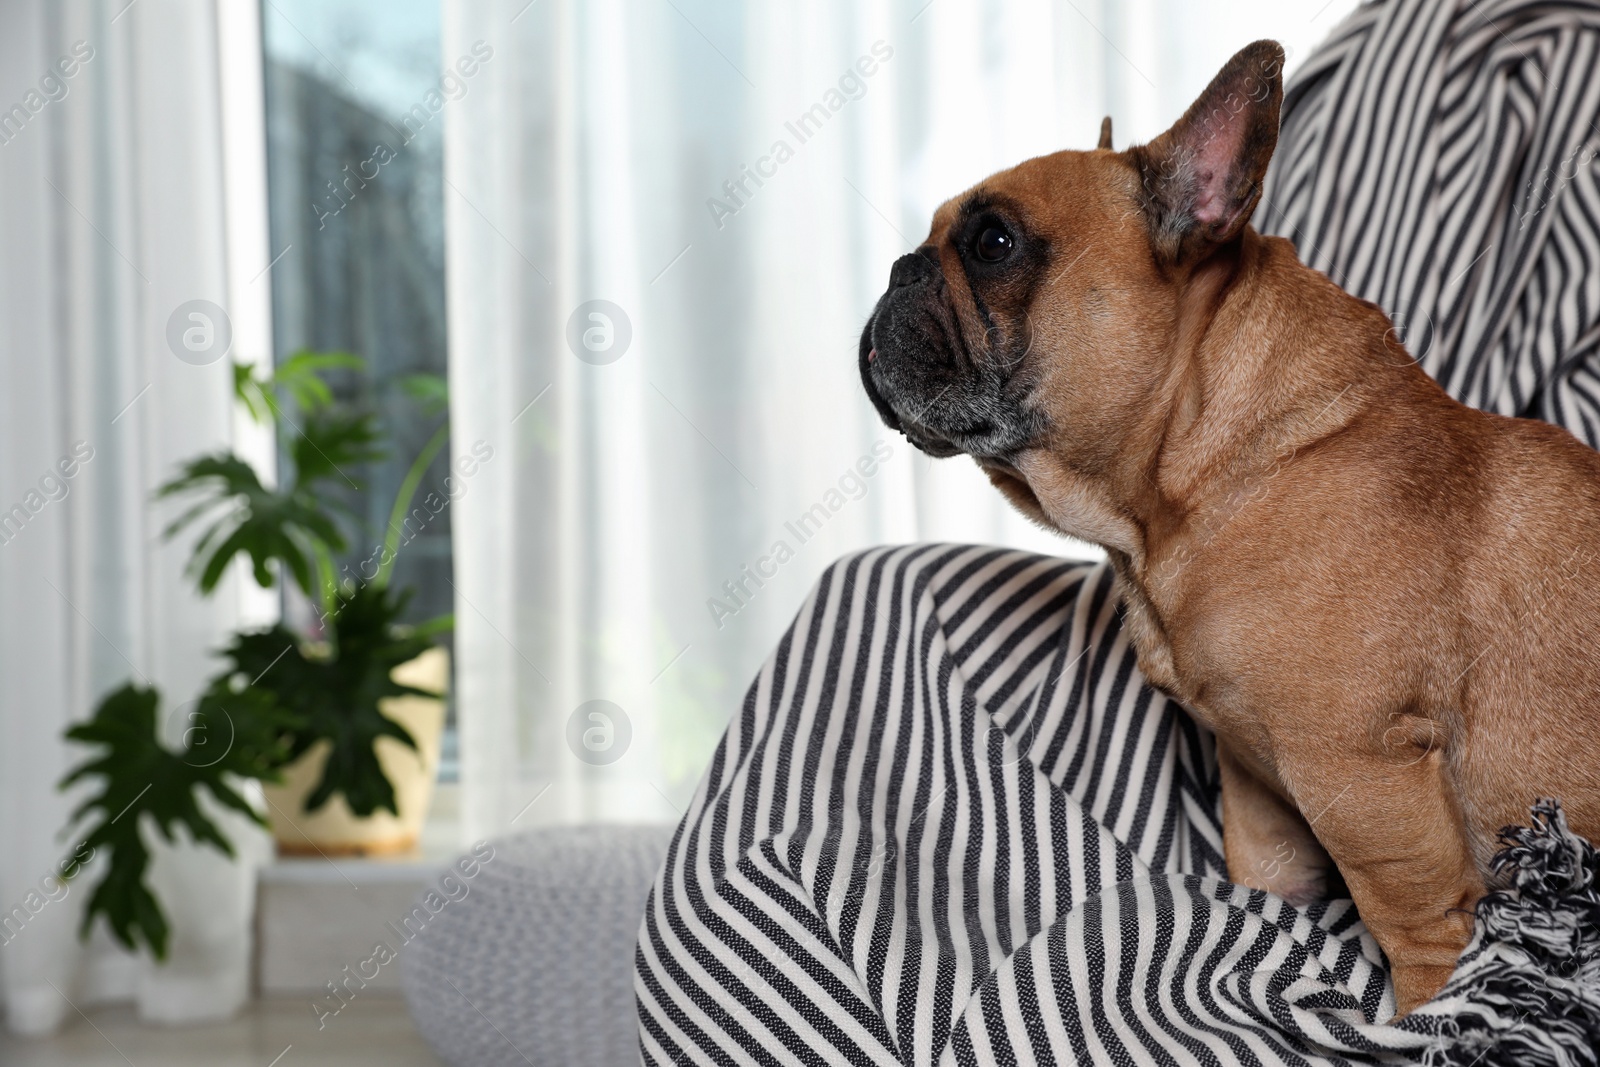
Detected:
[260,0,457,775]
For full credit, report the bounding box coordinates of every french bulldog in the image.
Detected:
[858,39,1600,1015]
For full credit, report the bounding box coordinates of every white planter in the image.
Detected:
[137,779,271,1024]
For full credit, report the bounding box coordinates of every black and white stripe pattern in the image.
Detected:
[635,548,1465,1064]
[637,1,1600,1062]
[1258,0,1600,451]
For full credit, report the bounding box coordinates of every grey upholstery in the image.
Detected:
[402,824,675,1067]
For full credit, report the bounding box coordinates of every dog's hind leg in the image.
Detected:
[1218,739,1337,906]
[1278,741,1482,1018]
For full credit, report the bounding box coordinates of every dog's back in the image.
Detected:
[1456,412,1600,863]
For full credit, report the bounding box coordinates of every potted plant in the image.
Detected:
[59,352,453,957]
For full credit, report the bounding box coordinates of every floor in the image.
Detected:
[0,995,443,1066]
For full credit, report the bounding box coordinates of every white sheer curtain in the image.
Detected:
[0,0,273,1035]
[441,0,1354,841]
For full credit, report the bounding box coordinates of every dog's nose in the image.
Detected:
[889,248,938,290]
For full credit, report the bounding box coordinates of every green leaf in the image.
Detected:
[233,362,272,424]
[397,373,449,417]
[376,418,449,588]
[289,408,384,491]
[406,613,456,640]
[275,350,364,414]
[216,583,447,818]
[59,684,293,959]
[155,451,351,601]
[235,351,364,423]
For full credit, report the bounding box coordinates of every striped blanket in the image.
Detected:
[636,1,1600,1063]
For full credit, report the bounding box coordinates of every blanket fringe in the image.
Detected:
[1426,800,1600,1066]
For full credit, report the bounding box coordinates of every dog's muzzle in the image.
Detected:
[859,250,943,442]
[859,249,1042,461]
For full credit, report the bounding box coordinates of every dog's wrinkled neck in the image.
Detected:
[1153,241,1251,489]
[1007,236,1260,559]
[1155,233,1393,532]
[1018,228,1402,589]
[1011,227,1409,695]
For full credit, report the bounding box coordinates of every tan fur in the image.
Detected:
[913,54,1600,1016]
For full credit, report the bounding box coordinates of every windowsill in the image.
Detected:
[255,781,463,994]
[259,781,463,883]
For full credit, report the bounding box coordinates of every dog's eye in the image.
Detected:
[974,225,1013,263]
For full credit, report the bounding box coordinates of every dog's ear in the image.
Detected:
[1098,115,1113,150]
[1128,40,1284,263]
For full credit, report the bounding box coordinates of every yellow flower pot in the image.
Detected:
[262,646,448,856]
